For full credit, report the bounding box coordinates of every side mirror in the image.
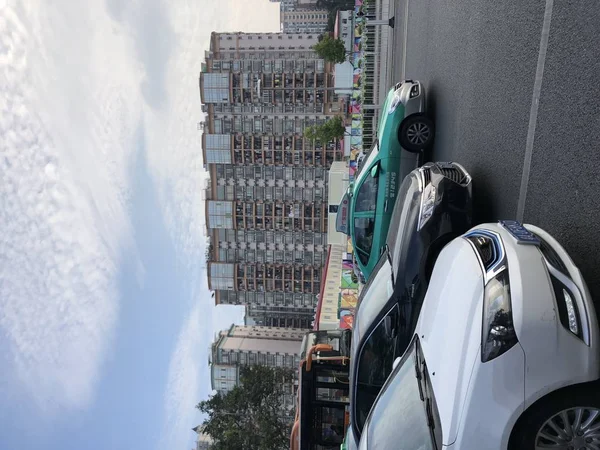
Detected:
[392,357,401,370]
[370,163,380,178]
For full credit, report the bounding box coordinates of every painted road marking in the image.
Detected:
[400,0,411,78]
[516,0,554,222]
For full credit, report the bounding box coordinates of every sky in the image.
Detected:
[0,0,279,449]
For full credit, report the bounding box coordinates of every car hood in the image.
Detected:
[415,237,485,446]
[376,88,401,142]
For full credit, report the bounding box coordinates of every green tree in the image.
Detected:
[196,366,294,450]
[312,33,347,64]
[304,116,346,143]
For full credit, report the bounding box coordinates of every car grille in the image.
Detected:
[421,167,431,186]
[532,232,569,275]
[440,166,469,186]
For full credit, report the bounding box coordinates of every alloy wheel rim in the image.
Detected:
[407,122,430,145]
[535,407,600,450]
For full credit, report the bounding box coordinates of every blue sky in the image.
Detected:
[0,0,279,449]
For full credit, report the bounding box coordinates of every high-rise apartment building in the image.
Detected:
[272,0,329,34]
[200,32,346,327]
[281,9,330,34]
[209,325,304,413]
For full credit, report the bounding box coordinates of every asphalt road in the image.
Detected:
[388,0,600,300]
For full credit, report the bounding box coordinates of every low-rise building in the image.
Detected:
[209,325,304,414]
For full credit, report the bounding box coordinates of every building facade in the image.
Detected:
[209,325,304,413]
[272,0,329,34]
[281,9,330,34]
[200,32,346,327]
[192,425,213,450]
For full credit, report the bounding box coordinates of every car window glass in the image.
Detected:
[355,141,378,178]
[354,174,378,213]
[354,217,375,262]
[366,341,438,450]
[354,259,393,340]
[354,305,399,433]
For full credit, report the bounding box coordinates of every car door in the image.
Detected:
[353,213,375,273]
[351,168,379,275]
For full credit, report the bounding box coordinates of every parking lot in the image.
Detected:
[387,0,600,300]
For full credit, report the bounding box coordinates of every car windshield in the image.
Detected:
[354,217,375,264]
[354,173,378,213]
[354,305,400,434]
[355,141,378,178]
[364,340,439,450]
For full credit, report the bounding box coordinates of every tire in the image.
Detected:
[509,383,600,450]
[398,114,435,153]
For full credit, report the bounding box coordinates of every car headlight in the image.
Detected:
[562,289,579,335]
[417,184,436,231]
[481,270,518,362]
[387,92,402,114]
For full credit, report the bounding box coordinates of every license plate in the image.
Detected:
[499,220,541,245]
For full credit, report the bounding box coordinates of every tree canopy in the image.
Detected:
[196,366,294,450]
[312,34,347,64]
[304,116,346,143]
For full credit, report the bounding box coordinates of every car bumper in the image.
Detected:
[447,223,600,450]
[393,80,426,117]
[491,223,600,404]
[420,162,473,232]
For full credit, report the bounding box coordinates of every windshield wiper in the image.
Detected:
[420,360,439,449]
[425,396,439,449]
[414,351,424,401]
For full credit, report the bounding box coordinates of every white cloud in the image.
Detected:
[1,0,279,446]
[159,300,209,450]
[154,1,279,447]
[0,1,142,413]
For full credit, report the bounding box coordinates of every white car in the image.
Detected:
[357,221,600,450]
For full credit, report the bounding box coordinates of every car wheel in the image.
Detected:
[398,114,435,153]
[509,383,600,450]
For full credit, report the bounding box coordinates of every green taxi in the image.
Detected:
[336,80,434,281]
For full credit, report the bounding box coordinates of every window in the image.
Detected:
[354,217,375,264]
[329,204,339,214]
[363,339,440,450]
[354,173,378,212]
[354,305,400,433]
